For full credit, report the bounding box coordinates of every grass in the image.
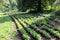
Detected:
[0,15,16,40]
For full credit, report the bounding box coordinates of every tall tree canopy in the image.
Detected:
[0,0,58,12]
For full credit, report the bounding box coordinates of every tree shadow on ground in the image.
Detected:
[0,15,11,23]
[12,12,43,19]
[0,10,52,23]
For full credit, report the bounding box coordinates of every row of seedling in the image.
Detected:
[35,19,60,38]
[11,16,31,40]
[14,16,41,40]
[21,18,51,39]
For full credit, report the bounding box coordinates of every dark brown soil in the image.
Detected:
[49,20,60,29]
[13,21,23,40]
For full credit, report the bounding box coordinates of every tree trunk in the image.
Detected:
[37,0,43,12]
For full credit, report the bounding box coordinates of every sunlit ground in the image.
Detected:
[0,15,16,40]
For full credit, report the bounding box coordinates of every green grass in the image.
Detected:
[0,15,16,40]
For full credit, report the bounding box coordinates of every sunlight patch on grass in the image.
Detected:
[42,14,51,17]
[0,15,16,40]
[0,13,5,15]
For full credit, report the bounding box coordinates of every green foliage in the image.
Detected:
[16,16,41,40]
[22,18,51,39]
[0,15,16,40]
[12,16,30,40]
[43,25,60,38]
[0,0,57,12]
[0,0,17,12]
[26,28,41,40]
[35,17,60,38]
[54,26,60,32]
[55,10,60,16]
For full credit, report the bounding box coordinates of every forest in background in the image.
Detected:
[0,0,60,13]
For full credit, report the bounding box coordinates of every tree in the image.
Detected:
[54,0,60,10]
[0,0,56,12]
